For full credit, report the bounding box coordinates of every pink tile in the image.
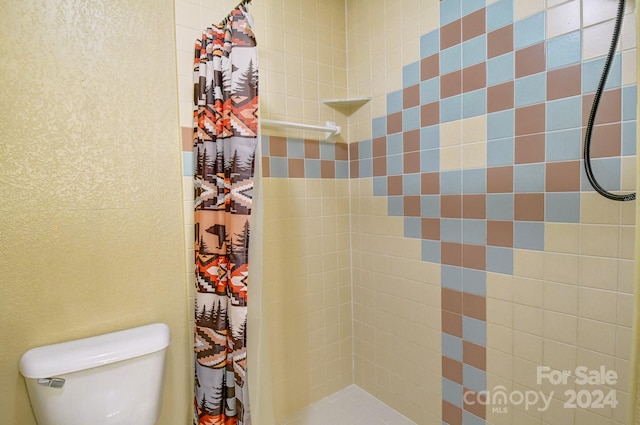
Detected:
[462,244,486,270]
[462,9,485,42]
[421,172,440,194]
[487,220,513,247]
[388,175,403,195]
[515,133,545,164]
[462,63,486,93]
[387,112,403,134]
[421,54,440,81]
[487,25,513,59]
[515,103,545,136]
[422,217,441,240]
[441,19,462,50]
[421,102,440,127]
[487,166,513,193]
[547,64,581,101]
[487,81,514,113]
[515,43,546,78]
[514,193,544,221]
[404,196,421,216]
[462,194,486,219]
[546,161,581,192]
[441,70,463,98]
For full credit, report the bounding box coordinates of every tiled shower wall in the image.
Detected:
[348,0,637,424]
[176,0,638,425]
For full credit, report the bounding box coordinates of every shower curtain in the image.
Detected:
[192,6,258,425]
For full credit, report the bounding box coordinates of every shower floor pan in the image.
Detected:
[280,384,416,425]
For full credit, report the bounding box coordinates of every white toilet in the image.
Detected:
[19,323,170,425]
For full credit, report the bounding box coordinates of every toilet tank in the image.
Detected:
[19,323,170,425]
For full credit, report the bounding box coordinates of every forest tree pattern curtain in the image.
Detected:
[193,6,258,425]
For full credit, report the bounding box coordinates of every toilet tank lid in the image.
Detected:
[19,323,170,378]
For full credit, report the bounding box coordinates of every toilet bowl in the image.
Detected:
[19,323,170,425]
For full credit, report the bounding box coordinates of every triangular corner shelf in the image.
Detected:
[322,97,371,115]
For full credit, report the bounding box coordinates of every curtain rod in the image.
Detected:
[261,119,342,142]
[220,0,252,26]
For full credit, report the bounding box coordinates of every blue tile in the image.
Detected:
[422,239,441,263]
[442,378,463,408]
[487,138,515,166]
[623,85,637,121]
[304,159,321,178]
[442,333,463,361]
[488,109,515,140]
[463,411,486,425]
[441,170,462,194]
[320,142,335,160]
[372,117,387,137]
[373,176,387,196]
[440,0,462,26]
[463,89,487,118]
[581,157,621,192]
[488,52,515,86]
[269,157,288,177]
[441,218,463,243]
[463,169,487,193]
[421,125,440,150]
[515,12,545,50]
[462,0,485,16]
[546,192,580,223]
[359,139,373,159]
[463,219,487,245]
[487,194,514,220]
[421,148,440,172]
[421,30,440,59]
[442,265,463,291]
[441,95,463,123]
[622,121,637,155]
[462,35,487,68]
[547,31,581,70]
[514,221,545,250]
[582,54,622,93]
[387,133,403,155]
[463,316,487,346]
[388,196,404,216]
[287,138,305,158]
[421,77,440,105]
[421,195,441,217]
[487,246,514,275]
[359,158,373,178]
[547,96,582,131]
[387,90,403,114]
[403,61,421,88]
[441,44,463,75]
[546,128,582,161]
[515,73,546,107]
[387,153,403,175]
[403,106,421,131]
[182,151,194,176]
[462,269,486,296]
[514,163,545,192]
[261,135,270,156]
[404,217,422,239]
[463,364,487,392]
[335,161,349,179]
[404,173,421,195]
[487,0,514,32]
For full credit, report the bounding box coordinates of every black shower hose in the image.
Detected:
[583,0,636,201]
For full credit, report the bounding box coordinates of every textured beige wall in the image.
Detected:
[0,1,190,424]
